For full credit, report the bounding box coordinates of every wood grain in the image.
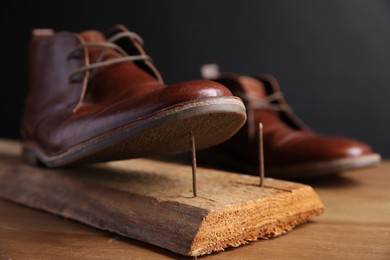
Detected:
[0,139,323,256]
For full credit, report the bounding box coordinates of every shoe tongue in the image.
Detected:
[238,76,268,99]
[79,30,121,63]
[80,30,106,43]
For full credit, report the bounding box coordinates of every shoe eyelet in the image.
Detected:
[67,50,83,60]
[66,102,76,112]
[69,73,84,83]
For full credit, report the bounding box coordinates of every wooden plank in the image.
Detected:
[1,153,389,259]
[0,139,324,256]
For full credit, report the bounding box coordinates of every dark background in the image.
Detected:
[1,0,389,157]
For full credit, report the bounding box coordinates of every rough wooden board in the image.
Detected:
[1,155,389,259]
[0,139,324,256]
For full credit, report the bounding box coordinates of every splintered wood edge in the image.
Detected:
[189,185,324,256]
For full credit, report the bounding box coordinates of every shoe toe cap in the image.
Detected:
[283,135,374,161]
[169,79,234,99]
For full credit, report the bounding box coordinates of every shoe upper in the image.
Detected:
[211,73,375,167]
[23,27,235,155]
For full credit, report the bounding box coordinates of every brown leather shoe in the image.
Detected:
[21,28,246,167]
[200,71,381,179]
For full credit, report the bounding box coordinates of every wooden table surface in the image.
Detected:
[1,159,389,259]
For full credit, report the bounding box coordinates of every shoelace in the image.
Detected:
[238,91,292,141]
[67,31,152,111]
[240,92,291,111]
[68,31,151,82]
[108,31,144,45]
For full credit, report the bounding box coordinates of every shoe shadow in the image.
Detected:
[294,173,361,189]
[64,162,175,187]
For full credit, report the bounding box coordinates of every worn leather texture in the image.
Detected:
[22,28,238,158]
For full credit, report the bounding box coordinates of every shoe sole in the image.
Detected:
[265,153,381,179]
[22,97,246,167]
[198,150,381,179]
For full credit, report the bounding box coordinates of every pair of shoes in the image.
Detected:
[200,68,381,178]
[23,25,380,179]
[22,25,246,167]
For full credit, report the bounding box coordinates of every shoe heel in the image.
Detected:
[22,145,42,166]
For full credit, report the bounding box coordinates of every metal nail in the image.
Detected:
[259,123,265,188]
[190,131,197,197]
